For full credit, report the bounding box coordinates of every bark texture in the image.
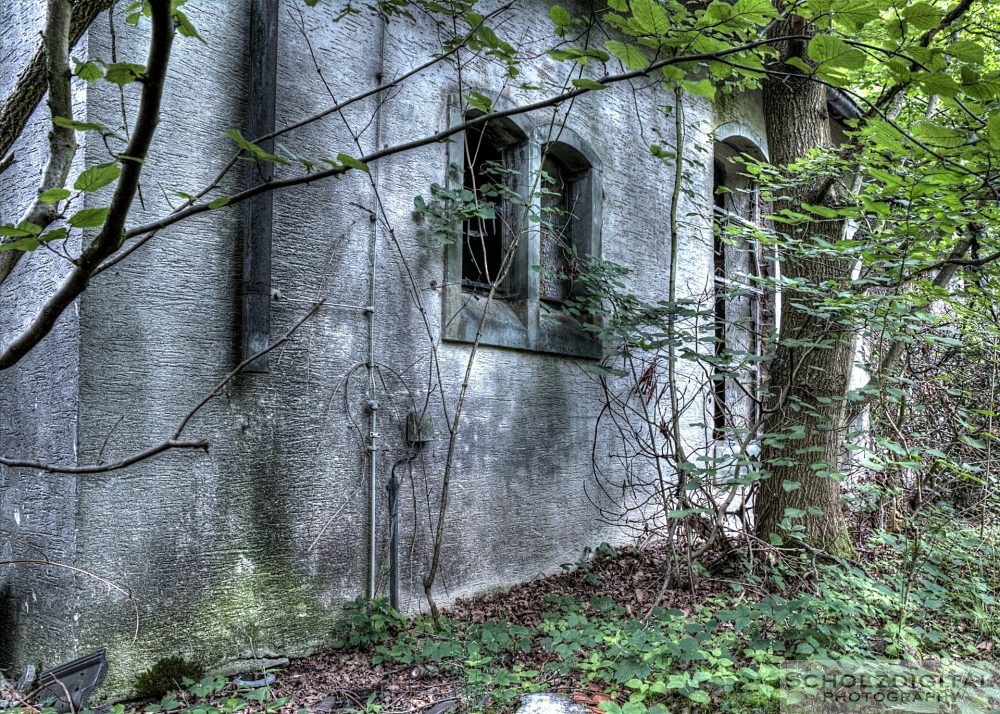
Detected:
[0,0,115,285]
[756,49,855,555]
[0,0,113,162]
[0,0,174,370]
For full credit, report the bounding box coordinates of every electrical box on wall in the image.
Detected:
[406,411,435,445]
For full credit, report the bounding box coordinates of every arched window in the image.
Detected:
[460,114,529,296]
[539,153,572,302]
[441,102,603,359]
[712,131,771,439]
[537,139,597,304]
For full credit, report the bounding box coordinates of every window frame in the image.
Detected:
[712,132,771,440]
[458,112,530,298]
[441,95,603,359]
[534,130,603,307]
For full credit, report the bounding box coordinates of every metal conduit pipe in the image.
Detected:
[244,2,387,602]
[386,453,415,610]
[366,15,388,601]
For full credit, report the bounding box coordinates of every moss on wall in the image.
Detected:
[91,554,337,696]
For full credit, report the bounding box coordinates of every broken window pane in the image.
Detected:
[539,154,572,303]
[462,123,506,291]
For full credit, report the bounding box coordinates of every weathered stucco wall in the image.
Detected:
[0,0,766,691]
[0,0,87,672]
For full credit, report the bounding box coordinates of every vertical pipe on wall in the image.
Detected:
[366,16,388,601]
[242,0,279,372]
[387,455,410,610]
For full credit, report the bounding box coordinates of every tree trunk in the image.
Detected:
[755,65,856,556]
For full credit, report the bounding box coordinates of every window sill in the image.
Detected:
[442,289,600,359]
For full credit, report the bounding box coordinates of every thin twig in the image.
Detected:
[0,300,324,474]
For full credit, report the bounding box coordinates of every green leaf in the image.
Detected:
[687,691,711,705]
[807,34,866,70]
[948,40,985,65]
[465,90,493,113]
[68,207,110,229]
[801,202,840,218]
[225,129,291,165]
[572,78,606,90]
[914,121,967,148]
[606,40,648,69]
[52,116,108,133]
[630,0,669,35]
[38,187,71,204]
[0,237,40,252]
[124,0,149,25]
[613,657,651,683]
[915,72,960,97]
[988,112,1000,150]
[0,223,40,238]
[208,197,230,209]
[858,455,883,471]
[40,227,68,243]
[1,228,71,253]
[784,56,812,74]
[173,8,206,43]
[731,0,776,26]
[104,62,145,85]
[74,59,104,83]
[550,47,611,65]
[681,78,715,99]
[74,162,121,192]
[782,480,802,492]
[959,434,987,450]
[337,153,369,173]
[830,0,880,31]
[549,4,572,26]
[901,1,943,30]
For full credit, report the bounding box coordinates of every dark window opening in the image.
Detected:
[713,218,728,439]
[462,121,518,294]
[538,141,594,305]
[442,111,602,358]
[713,158,730,440]
[540,154,573,303]
[713,160,727,211]
[713,146,767,439]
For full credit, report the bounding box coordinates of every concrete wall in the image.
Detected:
[0,0,87,672]
[0,0,765,691]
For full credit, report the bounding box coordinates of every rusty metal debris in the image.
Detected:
[425,697,458,714]
[234,672,276,688]
[30,649,108,713]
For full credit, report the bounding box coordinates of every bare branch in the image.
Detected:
[0,439,208,475]
[0,33,806,373]
[872,0,976,116]
[94,3,515,276]
[172,299,324,438]
[257,2,516,147]
[0,300,323,475]
[846,233,976,424]
[0,556,139,642]
[121,34,807,244]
